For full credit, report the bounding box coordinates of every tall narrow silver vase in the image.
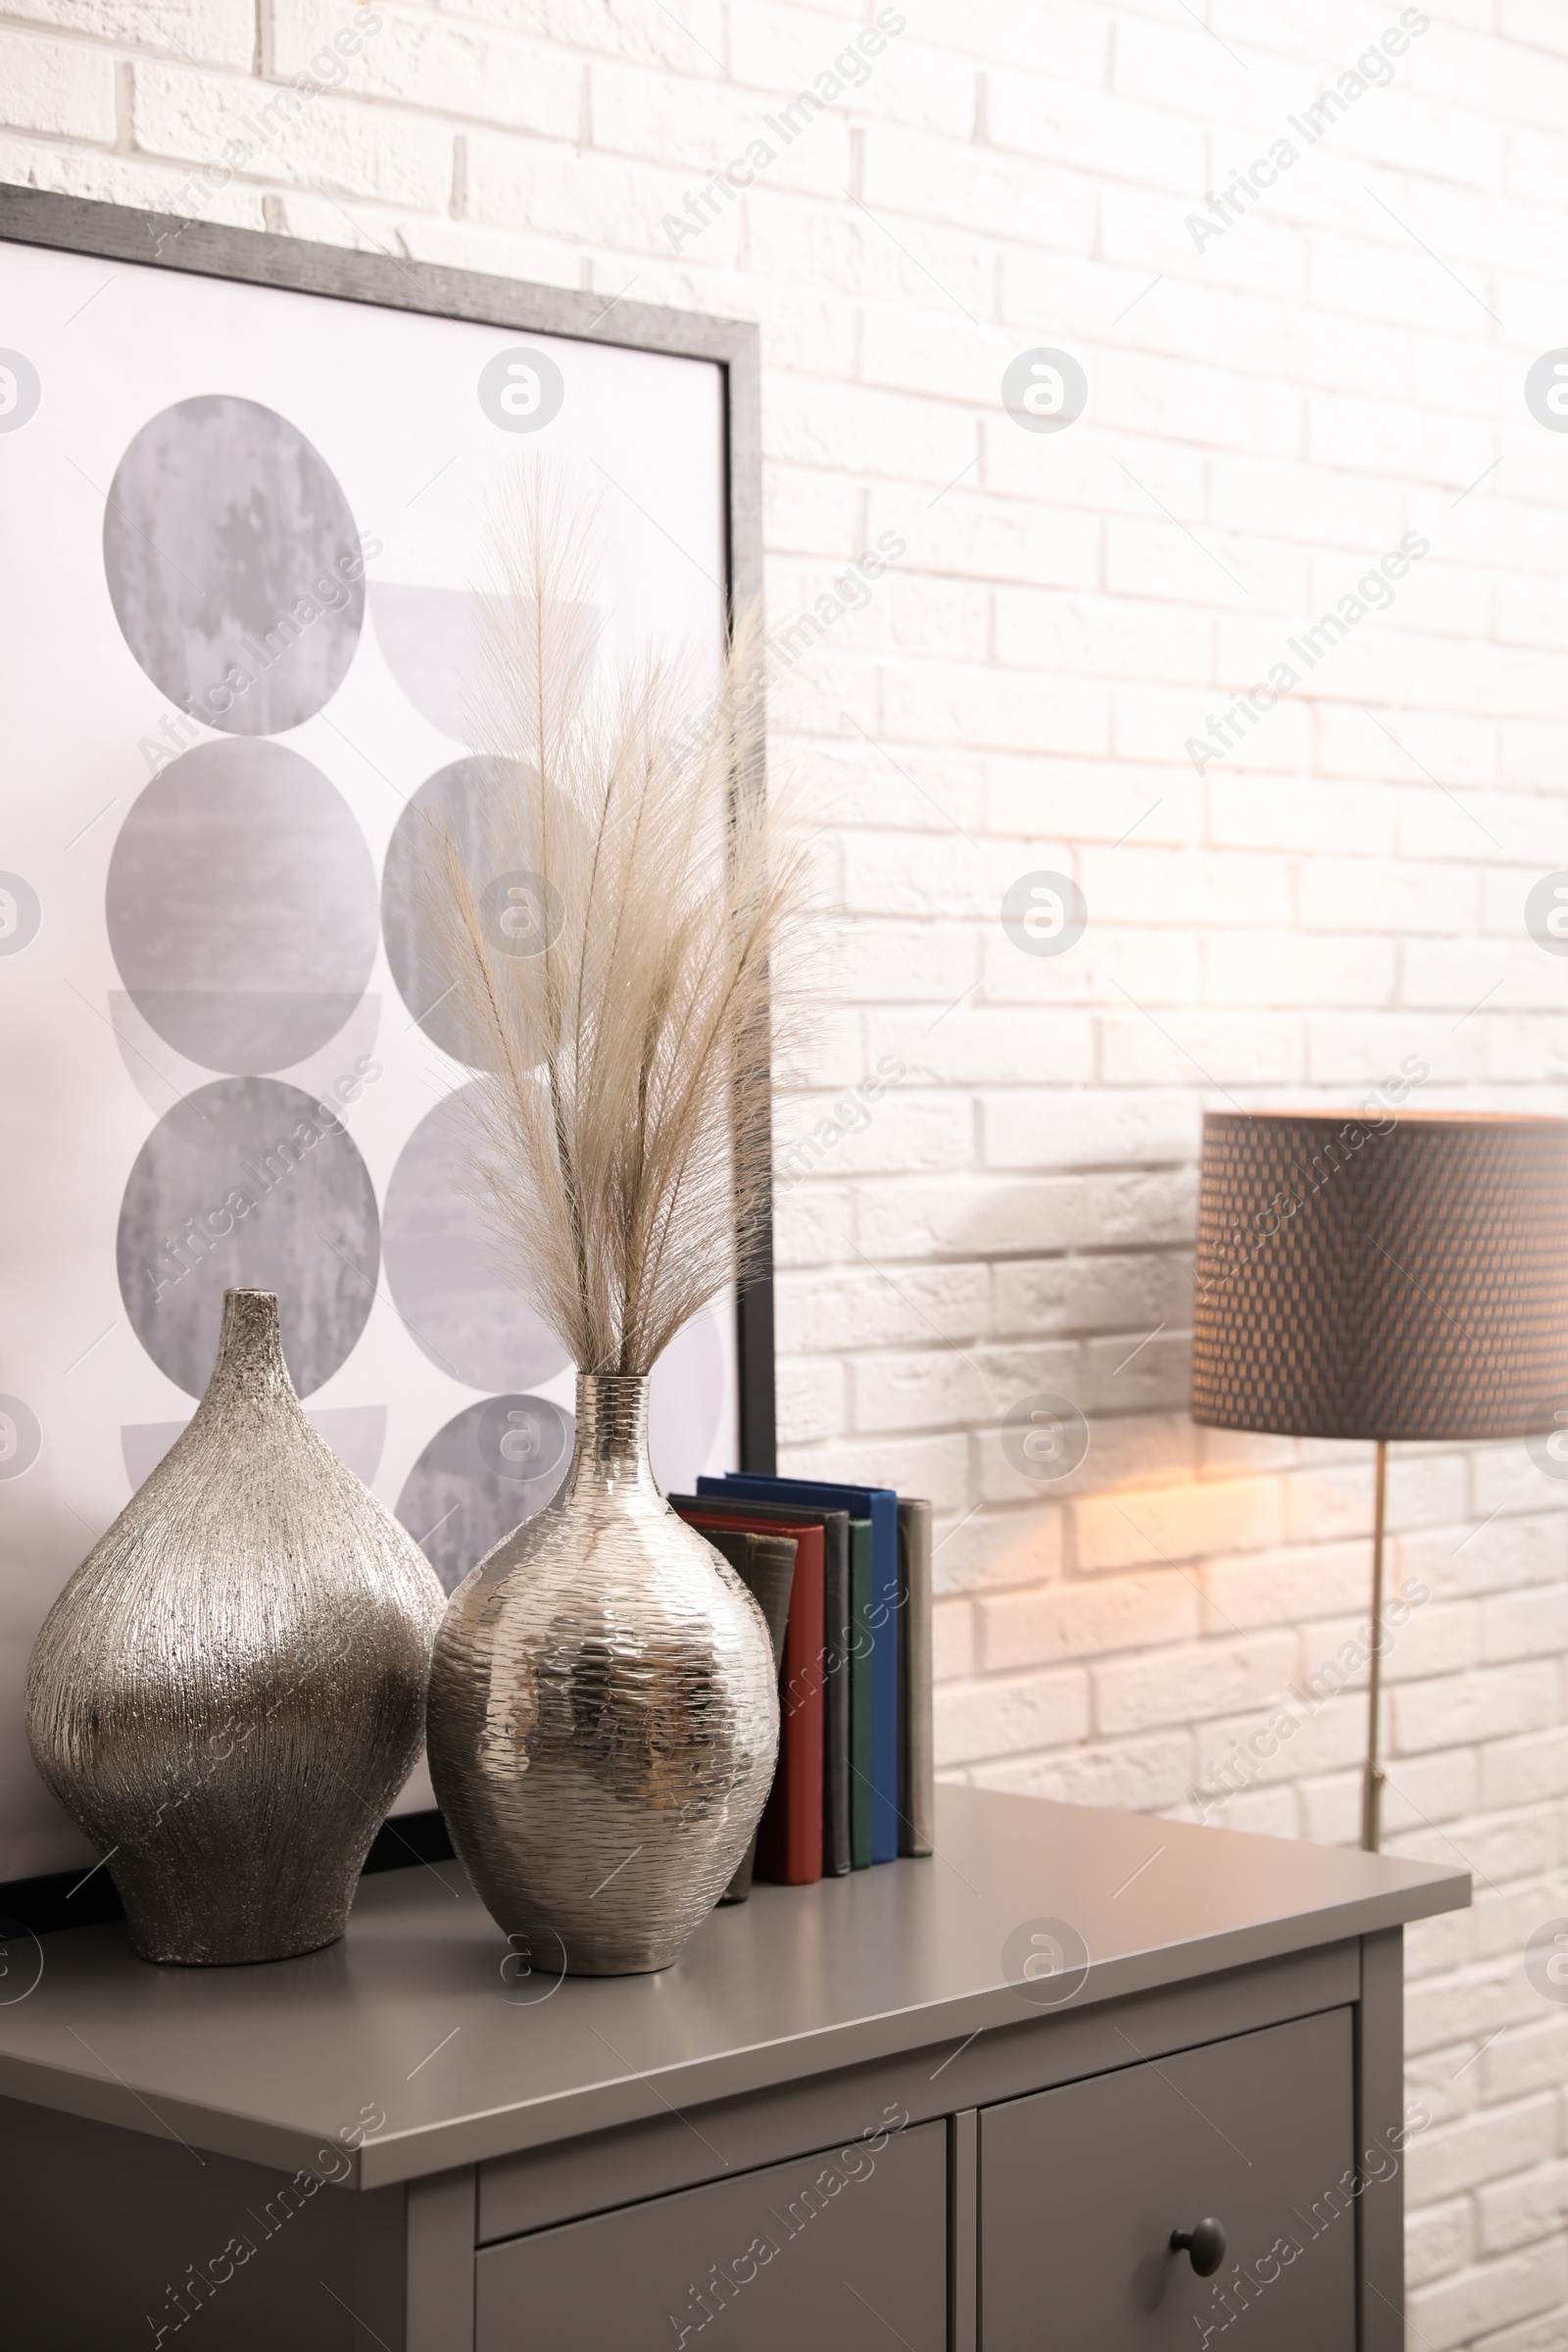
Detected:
[426,1373,779,1975]
[25,1289,446,1965]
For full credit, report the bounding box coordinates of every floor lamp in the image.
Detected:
[1190,1108,1568,1852]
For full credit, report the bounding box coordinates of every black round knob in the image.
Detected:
[1171,2218,1227,2277]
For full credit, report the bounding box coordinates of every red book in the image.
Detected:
[675,1505,824,1886]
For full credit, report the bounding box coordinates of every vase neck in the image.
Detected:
[201,1289,297,1412]
[568,1374,657,1495]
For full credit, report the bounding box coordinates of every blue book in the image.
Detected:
[703,1473,901,1863]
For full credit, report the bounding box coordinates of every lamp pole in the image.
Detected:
[1361,1439,1389,1853]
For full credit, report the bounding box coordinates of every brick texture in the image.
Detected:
[10,0,1568,2339]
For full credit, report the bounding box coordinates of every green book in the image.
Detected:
[850,1517,874,1869]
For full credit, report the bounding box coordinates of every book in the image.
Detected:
[672,1501,823,1886]
[695,1527,797,1903]
[673,1494,851,1879]
[849,1517,873,1869]
[820,1515,852,1878]
[708,1475,901,1864]
[898,1497,933,1858]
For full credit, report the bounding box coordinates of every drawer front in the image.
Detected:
[475,2116,947,2352]
[980,2008,1355,2351]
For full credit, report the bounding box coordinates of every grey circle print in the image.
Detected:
[0,351,41,433]
[117,1077,380,1397]
[380,757,564,1069]
[477,346,565,433]
[0,873,41,956]
[103,395,366,733]
[381,1084,570,1392]
[105,739,379,1074]
[397,1396,574,1593]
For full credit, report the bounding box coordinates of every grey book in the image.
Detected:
[897,1497,933,1857]
[819,1509,852,1877]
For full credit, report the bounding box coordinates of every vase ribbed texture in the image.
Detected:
[24,1288,446,1965]
[425,1373,779,1975]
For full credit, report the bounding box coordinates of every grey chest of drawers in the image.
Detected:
[0,1788,1467,2350]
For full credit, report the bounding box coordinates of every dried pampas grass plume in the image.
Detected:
[418,469,812,1378]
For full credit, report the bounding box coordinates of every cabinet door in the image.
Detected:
[475,2116,947,2352]
[980,2008,1355,2351]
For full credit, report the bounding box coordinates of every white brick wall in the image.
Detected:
[8,0,1568,2338]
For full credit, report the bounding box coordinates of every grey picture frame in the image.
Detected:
[0,181,776,1932]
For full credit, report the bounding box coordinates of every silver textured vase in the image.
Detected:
[426,1373,779,1975]
[25,1288,446,1965]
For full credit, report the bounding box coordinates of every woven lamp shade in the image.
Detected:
[1191,1110,1568,1444]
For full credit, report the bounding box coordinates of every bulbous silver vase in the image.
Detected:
[426,1373,779,1975]
[25,1288,446,1966]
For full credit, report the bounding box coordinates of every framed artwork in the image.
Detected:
[0,185,773,1893]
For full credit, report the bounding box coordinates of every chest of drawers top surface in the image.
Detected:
[0,1787,1465,2187]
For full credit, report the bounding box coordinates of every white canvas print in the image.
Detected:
[0,227,742,1879]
